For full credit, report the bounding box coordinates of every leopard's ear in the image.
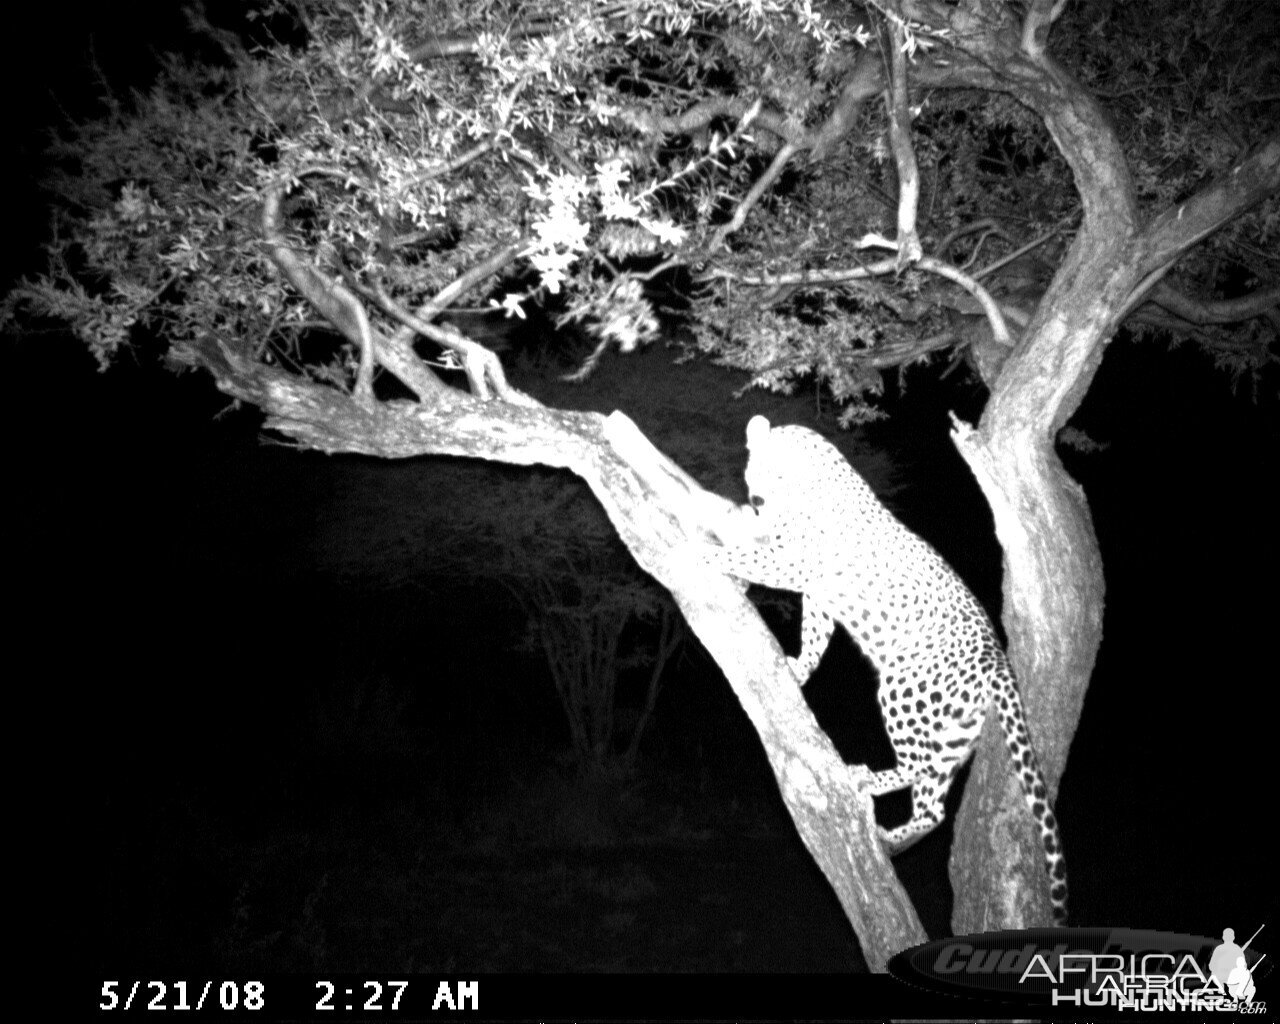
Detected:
[745,415,771,449]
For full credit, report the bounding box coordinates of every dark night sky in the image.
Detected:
[8,0,1276,985]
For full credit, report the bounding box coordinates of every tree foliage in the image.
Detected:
[7,0,1274,405]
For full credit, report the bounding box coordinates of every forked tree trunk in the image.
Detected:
[941,68,1147,923]
[937,44,1279,927]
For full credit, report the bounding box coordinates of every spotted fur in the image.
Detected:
[715,415,1067,923]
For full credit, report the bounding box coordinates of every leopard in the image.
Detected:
[709,415,1068,924]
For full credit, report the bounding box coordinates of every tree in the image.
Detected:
[506,547,683,779]
[6,0,1276,971]
[443,466,687,779]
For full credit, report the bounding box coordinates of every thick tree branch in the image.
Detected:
[708,235,1013,356]
[887,21,922,266]
[1021,0,1069,58]
[900,0,1141,234]
[808,52,882,163]
[368,333,453,402]
[875,0,1137,932]
[918,257,1014,351]
[262,167,536,405]
[262,169,379,406]
[626,59,879,163]
[1127,305,1279,357]
[1149,280,1280,326]
[1137,132,1280,279]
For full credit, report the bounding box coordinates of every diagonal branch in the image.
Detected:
[1137,131,1280,279]
[358,276,539,405]
[261,168,379,406]
[708,142,800,252]
[392,240,529,338]
[258,168,461,403]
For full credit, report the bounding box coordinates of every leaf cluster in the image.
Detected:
[4,0,1274,410]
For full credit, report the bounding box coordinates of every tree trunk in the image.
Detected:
[949,226,1143,930]
[898,0,1150,930]
[937,19,1279,927]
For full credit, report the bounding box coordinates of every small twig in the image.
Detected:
[407,138,498,188]
[938,218,1005,258]
[708,141,799,252]
[974,223,1069,280]
[391,239,529,344]
[919,256,1014,347]
[360,277,538,405]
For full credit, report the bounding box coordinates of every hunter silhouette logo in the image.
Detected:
[1209,925,1264,1005]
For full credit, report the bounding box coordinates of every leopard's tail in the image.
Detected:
[994,672,1069,925]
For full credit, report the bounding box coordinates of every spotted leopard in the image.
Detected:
[712,415,1068,923]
